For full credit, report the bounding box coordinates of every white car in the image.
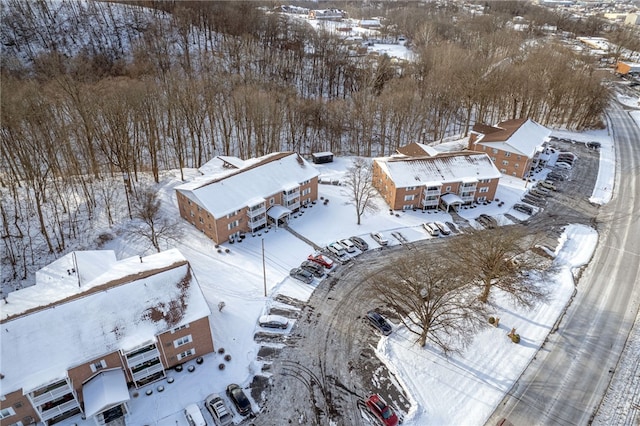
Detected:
[327,242,347,257]
[370,232,388,246]
[435,221,452,235]
[205,394,233,426]
[422,222,440,237]
[339,238,356,253]
[184,403,207,426]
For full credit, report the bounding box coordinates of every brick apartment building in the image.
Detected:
[467,118,551,179]
[0,249,213,426]
[373,146,501,212]
[175,152,319,245]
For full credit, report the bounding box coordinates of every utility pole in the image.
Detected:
[262,238,267,297]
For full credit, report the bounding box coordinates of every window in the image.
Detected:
[517,155,522,160]
[0,407,15,419]
[90,359,107,373]
[227,220,239,231]
[171,324,189,333]
[402,205,414,210]
[500,169,507,173]
[226,210,240,219]
[190,211,194,218]
[270,198,275,205]
[445,186,452,192]
[302,188,311,196]
[492,148,498,154]
[300,179,310,185]
[505,152,511,157]
[406,186,416,191]
[188,200,192,205]
[404,195,415,201]
[514,163,520,168]
[199,217,204,224]
[479,187,489,193]
[491,157,496,162]
[502,160,509,166]
[173,334,193,348]
[477,196,487,202]
[177,348,195,360]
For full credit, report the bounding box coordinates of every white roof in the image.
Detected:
[267,205,292,220]
[176,152,319,218]
[0,248,211,395]
[477,119,551,157]
[83,368,130,418]
[375,153,501,188]
[441,193,464,205]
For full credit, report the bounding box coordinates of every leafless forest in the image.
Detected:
[0,0,630,286]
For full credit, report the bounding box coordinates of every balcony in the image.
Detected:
[422,198,439,207]
[283,189,300,202]
[39,398,81,422]
[247,204,266,218]
[286,200,300,211]
[30,380,73,406]
[249,215,267,230]
[459,193,475,203]
[132,362,165,382]
[423,188,441,197]
[125,347,160,368]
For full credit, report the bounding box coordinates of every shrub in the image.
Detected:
[488,316,495,324]
[511,334,521,344]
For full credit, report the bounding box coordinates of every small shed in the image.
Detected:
[311,152,334,164]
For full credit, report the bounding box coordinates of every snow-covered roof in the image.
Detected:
[396,143,439,157]
[374,152,501,188]
[471,119,551,158]
[0,248,211,395]
[176,152,319,218]
[83,368,130,418]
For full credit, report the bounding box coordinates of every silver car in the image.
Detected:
[205,394,233,426]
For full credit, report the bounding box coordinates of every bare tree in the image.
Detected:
[370,253,486,354]
[342,157,378,225]
[130,187,179,252]
[448,227,551,305]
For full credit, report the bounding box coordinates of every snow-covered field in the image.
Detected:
[46,121,633,426]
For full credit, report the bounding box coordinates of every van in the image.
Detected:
[423,222,440,237]
[184,403,208,426]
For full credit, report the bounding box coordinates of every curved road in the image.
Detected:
[487,100,640,425]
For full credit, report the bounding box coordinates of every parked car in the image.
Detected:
[327,242,347,257]
[546,172,565,182]
[422,222,440,237]
[289,267,314,284]
[371,232,389,246]
[308,253,334,269]
[205,394,233,426]
[477,214,497,229]
[539,180,557,191]
[339,238,356,253]
[435,221,452,235]
[587,141,601,149]
[184,403,208,426]
[513,203,534,215]
[350,236,369,251]
[366,311,392,336]
[365,394,399,426]
[529,189,548,198]
[226,384,251,416]
[555,161,572,170]
[300,260,325,277]
[533,185,551,196]
[258,314,289,329]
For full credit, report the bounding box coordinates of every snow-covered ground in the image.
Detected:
[49,122,632,426]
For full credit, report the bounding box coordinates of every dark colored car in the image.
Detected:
[366,394,399,426]
[289,267,314,284]
[226,384,251,416]
[350,236,369,251]
[300,260,325,278]
[366,311,392,336]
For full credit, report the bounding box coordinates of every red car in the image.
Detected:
[366,394,399,426]
[307,253,334,269]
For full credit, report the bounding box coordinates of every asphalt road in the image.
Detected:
[486,100,640,426]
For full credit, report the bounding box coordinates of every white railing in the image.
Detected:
[422,198,439,207]
[132,363,164,382]
[460,194,475,203]
[423,189,441,196]
[283,190,300,201]
[287,201,300,211]
[31,382,73,406]
[247,205,266,218]
[126,348,160,368]
[39,399,81,421]
[249,217,267,229]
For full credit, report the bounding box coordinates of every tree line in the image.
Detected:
[0,0,615,285]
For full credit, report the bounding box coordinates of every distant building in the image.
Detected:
[615,61,640,75]
[373,145,501,212]
[0,249,214,426]
[308,9,346,20]
[359,19,381,29]
[467,118,551,179]
[625,13,640,26]
[175,152,319,244]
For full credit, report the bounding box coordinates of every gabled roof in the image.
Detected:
[176,152,319,218]
[375,151,501,188]
[0,249,211,396]
[470,118,551,158]
[83,368,130,418]
[396,143,439,157]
